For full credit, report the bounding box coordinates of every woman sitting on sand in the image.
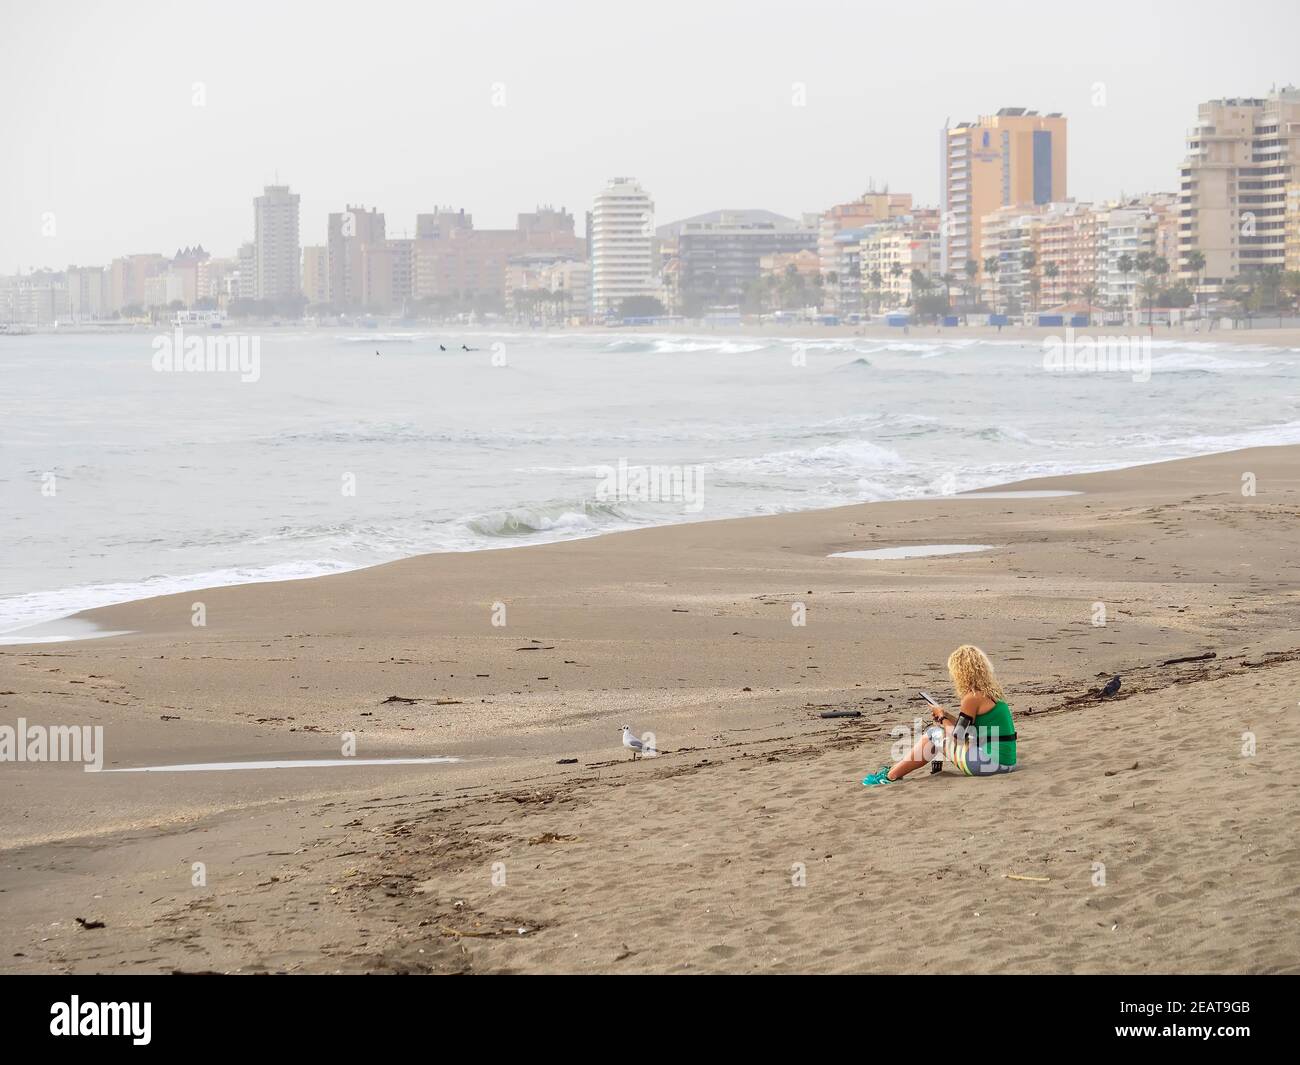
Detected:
[862,645,1017,786]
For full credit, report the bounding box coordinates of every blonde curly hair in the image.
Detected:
[947,645,1005,703]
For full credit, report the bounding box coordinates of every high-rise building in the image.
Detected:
[1178,87,1300,284]
[943,108,1067,276]
[327,205,385,310]
[108,253,166,312]
[253,185,301,301]
[164,245,209,308]
[362,239,415,313]
[66,265,108,321]
[236,242,257,300]
[197,256,237,308]
[1287,183,1300,273]
[302,245,329,306]
[590,178,655,317]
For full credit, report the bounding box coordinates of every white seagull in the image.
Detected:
[620,725,657,760]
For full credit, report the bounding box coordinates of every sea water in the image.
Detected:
[2,328,1297,633]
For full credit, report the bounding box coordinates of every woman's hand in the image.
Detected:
[931,705,946,723]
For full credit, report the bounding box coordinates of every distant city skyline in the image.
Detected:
[4,0,1300,271]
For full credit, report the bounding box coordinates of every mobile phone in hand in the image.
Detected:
[919,692,946,774]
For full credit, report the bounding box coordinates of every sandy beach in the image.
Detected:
[2,445,1298,973]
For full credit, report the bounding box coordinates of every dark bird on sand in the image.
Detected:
[439,344,446,351]
[1101,675,1121,698]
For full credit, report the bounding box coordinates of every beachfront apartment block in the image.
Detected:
[362,238,415,314]
[759,248,821,280]
[302,245,329,306]
[590,178,656,317]
[817,192,913,312]
[236,242,257,300]
[662,210,818,316]
[975,196,1180,317]
[326,205,386,310]
[1094,195,1180,312]
[197,256,239,308]
[1179,87,1300,285]
[505,254,591,322]
[1287,183,1300,273]
[979,205,1045,312]
[253,185,301,302]
[107,252,166,312]
[410,207,584,313]
[857,218,942,308]
[1034,201,1099,307]
[66,265,109,321]
[943,109,1067,278]
[0,270,69,325]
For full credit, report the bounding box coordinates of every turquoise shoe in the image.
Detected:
[861,765,894,787]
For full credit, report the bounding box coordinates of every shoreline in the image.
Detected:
[13,321,1300,348]
[3,440,1296,643]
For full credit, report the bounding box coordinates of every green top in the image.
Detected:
[972,699,1016,766]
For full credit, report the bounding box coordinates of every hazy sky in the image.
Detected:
[4,0,1299,271]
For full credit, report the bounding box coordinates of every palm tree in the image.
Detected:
[963,259,978,318]
[1184,249,1206,324]
[1117,254,1135,324]
[1283,270,1300,317]
[1150,257,1170,326]
[983,256,1000,312]
[1221,278,1253,326]
[1140,276,1160,327]
[1043,261,1060,309]
[887,261,903,309]
[1021,251,1037,312]
[1082,282,1099,324]
[1256,265,1285,326]
[940,272,957,314]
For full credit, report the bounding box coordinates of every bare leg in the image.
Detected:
[886,721,954,781]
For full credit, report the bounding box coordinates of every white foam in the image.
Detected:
[0,618,133,645]
[0,561,356,634]
[714,439,903,477]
